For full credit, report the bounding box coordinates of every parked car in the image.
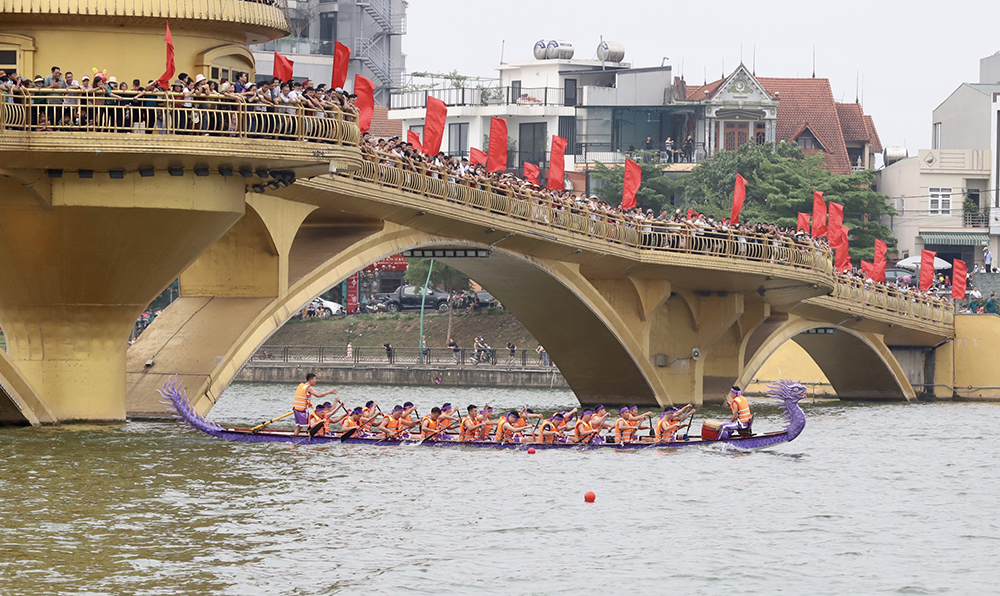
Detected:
[309,297,346,317]
[377,285,451,312]
[884,268,916,287]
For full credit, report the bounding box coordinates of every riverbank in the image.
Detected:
[236,362,569,389]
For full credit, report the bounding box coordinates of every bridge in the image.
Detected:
[0,1,990,425]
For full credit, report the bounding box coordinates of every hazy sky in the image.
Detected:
[404,0,1000,156]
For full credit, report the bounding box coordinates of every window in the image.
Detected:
[558,116,577,155]
[929,187,952,216]
[564,78,577,107]
[519,122,547,167]
[754,122,766,145]
[511,80,521,101]
[409,125,423,137]
[797,135,815,150]
[448,122,468,156]
[933,122,942,150]
[0,49,16,73]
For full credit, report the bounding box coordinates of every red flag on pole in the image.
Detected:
[812,191,827,238]
[407,130,422,153]
[155,21,175,90]
[919,249,936,291]
[952,259,968,299]
[470,148,488,167]
[860,260,874,278]
[421,96,447,156]
[828,201,844,248]
[873,239,888,282]
[687,209,698,220]
[621,159,641,210]
[487,118,508,173]
[353,74,374,133]
[547,135,567,190]
[797,212,811,233]
[731,173,747,224]
[332,42,351,89]
[835,226,851,273]
[273,52,294,82]
[523,163,540,185]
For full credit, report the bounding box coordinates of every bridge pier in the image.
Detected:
[0,173,246,421]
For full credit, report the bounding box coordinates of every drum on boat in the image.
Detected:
[701,419,724,441]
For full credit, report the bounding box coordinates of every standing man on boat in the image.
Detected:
[292,373,338,436]
[718,387,752,439]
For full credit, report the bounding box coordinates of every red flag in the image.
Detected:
[835,226,851,273]
[812,191,827,238]
[952,259,967,299]
[332,42,351,89]
[523,163,540,185]
[155,21,175,91]
[273,52,294,82]
[731,174,747,224]
[860,260,874,278]
[487,118,508,173]
[687,209,698,220]
[828,202,844,248]
[407,130,422,153]
[621,159,641,210]
[470,148,488,167]
[797,212,811,233]
[873,239,888,282]
[353,74,374,133]
[422,96,447,156]
[547,135,567,190]
[919,249,936,291]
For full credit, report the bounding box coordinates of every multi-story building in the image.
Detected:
[876,53,999,268]
[389,42,881,193]
[252,0,406,104]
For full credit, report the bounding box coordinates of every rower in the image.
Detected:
[341,407,370,438]
[514,408,540,440]
[591,405,612,431]
[628,405,654,439]
[478,405,495,440]
[614,406,650,443]
[308,402,331,437]
[401,401,417,426]
[378,405,416,440]
[573,410,601,444]
[655,405,695,443]
[292,373,337,436]
[360,400,379,432]
[421,407,442,439]
[495,411,522,443]
[537,413,565,444]
[719,387,752,439]
[460,405,486,442]
[438,403,456,432]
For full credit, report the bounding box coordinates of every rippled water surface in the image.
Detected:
[2,382,999,595]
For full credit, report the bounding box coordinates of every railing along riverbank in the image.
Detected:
[251,345,557,369]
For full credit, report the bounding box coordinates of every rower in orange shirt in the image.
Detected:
[378,405,419,440]
[459,404,487,442]
[495,411,523,443]
[537,413,565,444]
[360,400,380,432]
[478,405,495,440]
[654,405,695,443]
[340,407,373,438]
[573,410,602,444]
[421,407,443,439]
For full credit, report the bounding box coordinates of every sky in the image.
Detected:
[402,0,1000,157]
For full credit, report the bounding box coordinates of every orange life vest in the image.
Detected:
[459,416,478,442]
[381,416,401,438]
[614,417,637,443]
[539,421,560,444]
[293,383,311,411]
[496,419,517,442]
[342,416,359,431]
[309,410,328,435]
[479,416,494,440]
[421,415,439,438]
[656,417,679,443]
[360,407,377,431]
[731,395,752,424]
[574,420,595,442]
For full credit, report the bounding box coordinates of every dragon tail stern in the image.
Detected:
[156,376,225,436]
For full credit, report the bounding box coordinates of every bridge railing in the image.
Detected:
[349,150,834,273]
[0,89,360,146]
[833,277,954,324]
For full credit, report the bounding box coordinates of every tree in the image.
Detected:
[405,258,471,343]
[590,160,684,215]
[680,142,897,261]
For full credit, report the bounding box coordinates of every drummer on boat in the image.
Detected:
[718,386,752,439]
[292,373,338,436]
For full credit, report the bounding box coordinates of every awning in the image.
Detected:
[920,232,990,246]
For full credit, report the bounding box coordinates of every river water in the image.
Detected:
[1,382,998,595]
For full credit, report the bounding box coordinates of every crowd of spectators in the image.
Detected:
[0,66,359,133]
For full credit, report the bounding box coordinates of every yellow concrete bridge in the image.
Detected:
[0,0,993,424]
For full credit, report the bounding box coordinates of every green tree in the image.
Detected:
[680,142,896,261]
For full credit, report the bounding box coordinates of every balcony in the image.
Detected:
[577,143,704,166]
[391,86,573,109]
[964,208,990,228]
[254,37,336,56]
[0,88,361,174]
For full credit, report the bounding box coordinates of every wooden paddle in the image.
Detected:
[250,411,293,433]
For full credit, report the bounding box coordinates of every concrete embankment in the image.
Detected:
[236,363,569,389]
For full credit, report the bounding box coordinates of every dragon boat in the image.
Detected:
[159,377,806,450]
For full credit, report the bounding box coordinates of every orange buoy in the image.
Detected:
[527,447,536,454]
[584,491,596,503]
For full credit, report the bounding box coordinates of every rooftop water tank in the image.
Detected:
[545,40,574,60]
[883,146,908,166]
[597,41,626,63]
[533,40,548,60]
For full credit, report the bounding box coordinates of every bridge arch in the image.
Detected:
[128,221,669,416]
[737,315,915,401]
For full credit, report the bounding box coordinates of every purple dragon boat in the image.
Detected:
[159,377,806,450]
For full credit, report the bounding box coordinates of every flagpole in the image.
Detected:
[418,259,435,365]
